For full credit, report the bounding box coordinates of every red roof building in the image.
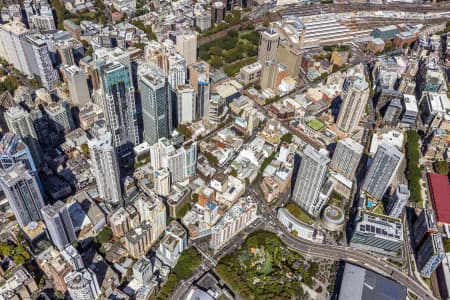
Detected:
[428,173,450,224]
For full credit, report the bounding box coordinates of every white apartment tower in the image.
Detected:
[176,84,195,124]
[65,65,91,107]
[88,132,122,205]
[331,138,364,179]
[362,142,404,200]
[292,145,330,217]
[0,163,44,228]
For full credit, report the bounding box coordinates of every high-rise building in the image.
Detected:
[183,141,197,179]
[175,32,197,66]
[150,138,197,184]
[350,211,403,255]
[416,234,445,277]
[189,61,210,119]
[22,33,60,92]
[208,93,228,124]
[88,132,122,205]
[412,209,444,277]
[41,201,76,250]
[0,22,32,76]
[65,65,91,107]
[383,98,403,126]
[336,78,369,133]
[154,168,170,196]
[330,138,363,180]
[292,145,330,217]
[0,163,44,228]
[413,209,439,247]
[210,197,258,249]
[5,107,43,167]
[65,268,100,300]
[61,245,84,271]
[258,27,279,62]
[0,133,37,173]
[212,2,225,23]
[362,142,403,200]
[176,85,195,124]
[386,184,409,218]
[138,64,170,146]
[44,101,75,134]
[97,48,139,156]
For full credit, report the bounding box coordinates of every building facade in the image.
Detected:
[292,145,330,217]
[88,132,122,205]
[0,163,44,228]
[330,138,363,180]
[362,142,403,200]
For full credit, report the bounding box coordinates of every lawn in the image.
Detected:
[286,203,314,225]
[307,119,326,131]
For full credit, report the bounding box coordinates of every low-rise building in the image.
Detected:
[350,211,403,256]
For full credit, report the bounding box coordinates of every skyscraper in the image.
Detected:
[138,64,170,146]
[0,133,43,192]
[41,201,76,250]
[175,32,197,66]
[258,27,279,62]
[336,78,369,133]
[64,65,91,107]
[413,209,444,277]
[292,145,330,217]
[44,101,75,134]
[189,61,210,119]
[176,85,195,124]
[22,33,60,92]
[5,105,43,167]
[386,184,409,218]
[416,234,445,277]
[0,133,37,172]
[88,132,122,205]
[331,138,363,180]
[97,49,138,156]
[362,142,403,200]
[0,163,44,228]
[0,22,32,76]
[65,268,100,300]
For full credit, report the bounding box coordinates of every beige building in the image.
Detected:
[124,221,153,259]
[176,32,197,66]
[239,61,262,85]
[37,248,73,293]
[277,42,303,78]
[189,61,210,94]
[109,191,167,257]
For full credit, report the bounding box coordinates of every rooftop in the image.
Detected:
[337,263,407,300]
[428,173,450,224]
